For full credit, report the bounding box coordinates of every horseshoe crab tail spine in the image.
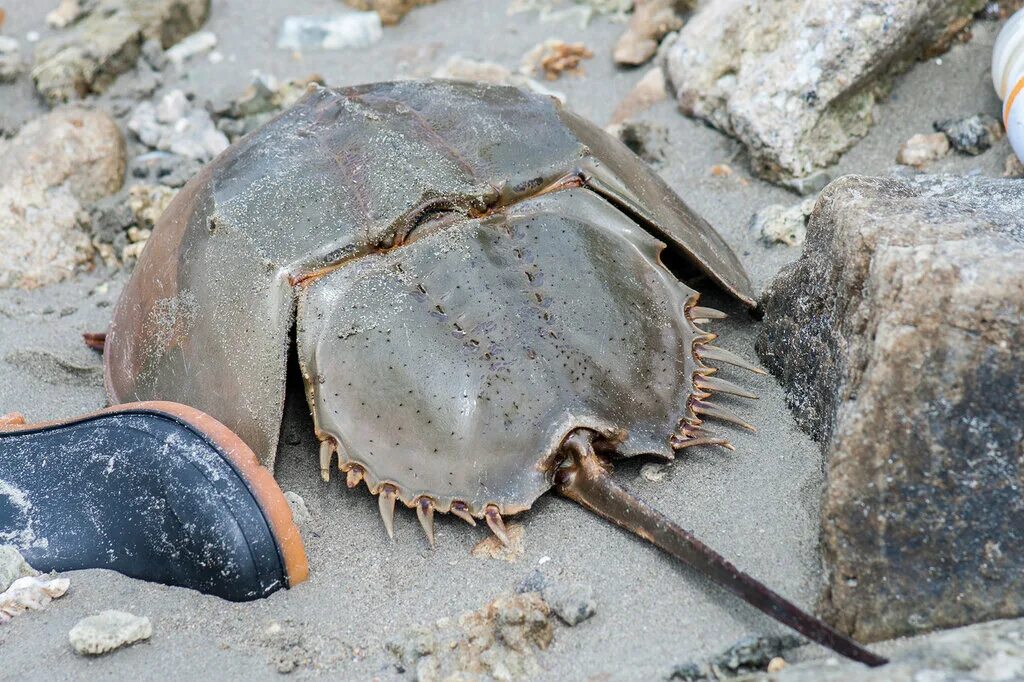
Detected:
[555,430,889,669]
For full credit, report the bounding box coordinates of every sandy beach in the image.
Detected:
[0,1,1016,678]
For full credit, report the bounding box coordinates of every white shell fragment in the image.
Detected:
[277,13,383,52]
[69,610,153,656]
[0,575,70,623]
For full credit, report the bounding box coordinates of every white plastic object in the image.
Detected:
[993,9,1024,160]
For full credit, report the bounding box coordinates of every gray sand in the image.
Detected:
[0,2,1011,679]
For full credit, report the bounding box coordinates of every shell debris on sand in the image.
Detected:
[520,40,594,80]
[1,575,71,623]
[69,610,153,655]
[386,592,554,680]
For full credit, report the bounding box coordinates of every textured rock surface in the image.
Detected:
[669,634,803,679]
[750,197,816,247]
[757,175,1024,642]
[69,610,153,655]
[386,592,553,680]
[543,581,597,627]
[0,545,38,593]
[895,131,951,167]
[31,0,210,103]
[663,0,985,181]
[933,113,1005,155]
[768,618,1024,681]
[127,89,228,161]
[0,108,126,289]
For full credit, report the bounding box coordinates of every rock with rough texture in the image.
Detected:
[0,108,126,289]
[386,592,553,681]
[933,113,1005,155]
[663,0,986,181]
[896,132,951,167]
[32,0,211,104]
[670,634,802,679]
[613,0,687,66]
[69,610,153,655]
[769,617,1024,681]
[128,89,228,162]
[0,546,38,593]
[0,36,21,83]
[343,0,438,25]
[544,581,597,626]
[750,197,816,246]
[757,175,1024,642]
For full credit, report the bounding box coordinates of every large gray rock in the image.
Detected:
[0,108,126,288]
[756,175,1024,642]
[662,0,985,182]
[32,0,210,104]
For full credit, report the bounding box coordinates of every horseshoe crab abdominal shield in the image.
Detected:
[104,80,886,666]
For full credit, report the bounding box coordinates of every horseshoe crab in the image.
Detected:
[103,80,884,665]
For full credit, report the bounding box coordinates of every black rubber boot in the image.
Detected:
[0,402,308,601]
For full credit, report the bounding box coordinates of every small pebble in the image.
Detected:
[640,462,667,482]
[284,491,312,528]
[751,198,816,247]
[69,610,153,656]
[933,114,1004,155]
[544,581,596,627]
[767,656,787,672]
[1004,153,1024,178]
[896,132,950,168]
